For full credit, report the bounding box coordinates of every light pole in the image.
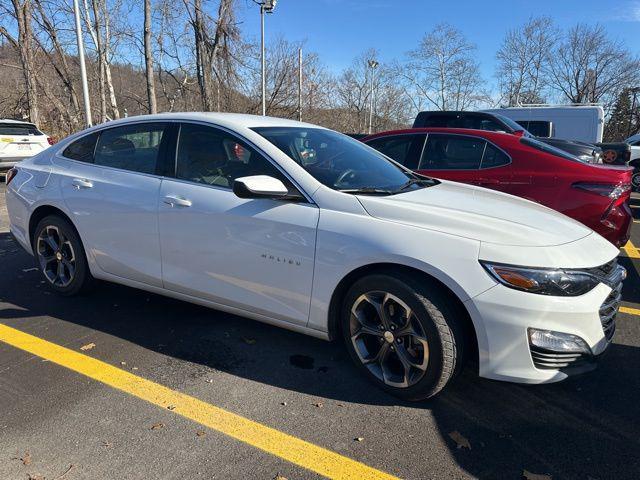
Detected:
[257,0,277,116]
[367,59,379,134]
[73,0,92,127]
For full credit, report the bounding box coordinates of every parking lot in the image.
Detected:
[0,179,639,480]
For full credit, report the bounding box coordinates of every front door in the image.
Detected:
[158,123,319,326]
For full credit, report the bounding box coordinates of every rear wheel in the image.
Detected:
[341,273,465,401]
[33,215,93,296]
[632,172,640,192]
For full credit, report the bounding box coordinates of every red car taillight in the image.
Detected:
[47,136,56,145]
[573,182,631,208]
[5,167,18,185]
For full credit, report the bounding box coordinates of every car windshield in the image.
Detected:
[492,114,533,137]
[252,127,437,194]
[0,123,42,136]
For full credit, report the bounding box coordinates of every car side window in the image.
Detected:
[94,123,166,175]
[62,132,99,163]
[420,134,484,170]
[366,135,424,169]
[481,143,510,168]
[175,123,289,189]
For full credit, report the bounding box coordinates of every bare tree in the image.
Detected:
[1,0,39,123]
[548,23,640,111]
[400,23,487,111]
[496,16,557,106]
[144,0,157,113]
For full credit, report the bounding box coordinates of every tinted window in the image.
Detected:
[366,135,424,169]
[516,120,552,138]
[0,123,42,135]
[94,123,166,174]
[253,127,424,192]
[458,116,504,131]
[481,143,510,168]
[176,123,287,189]
[63,133,99,163]
[520,137,579,162]
[420,135,484,170]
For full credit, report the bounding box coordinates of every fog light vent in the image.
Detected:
[528,328,591,370]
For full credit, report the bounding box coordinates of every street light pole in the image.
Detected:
[368,59,378,134]
[298,47,302,121]
[258,0,277,116]
[73,0,92,127]
[260,4,266,116]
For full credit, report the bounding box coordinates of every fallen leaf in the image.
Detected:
[196,431,206,437]
[448,431,471,450]
[150,422,164,430]
[312,402,323,408]
[27,475,45,480]
[102,441,111,448]
[167,405,176,411]
[80,343,96,351]
[354,437,364,442]
[242,337,256,345]
[523,471,552,480]
[14,451,32,466]
[273,474,288,480]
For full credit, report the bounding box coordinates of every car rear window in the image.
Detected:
[0,123,42,136]
[520,137,580,162]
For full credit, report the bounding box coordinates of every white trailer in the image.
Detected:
[483,105,604,143]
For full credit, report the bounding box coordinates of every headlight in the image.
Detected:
[577,154,594,162]
[480,262,600,296]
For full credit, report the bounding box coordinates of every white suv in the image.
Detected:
[0,119,52,173]
[4,113,625,400]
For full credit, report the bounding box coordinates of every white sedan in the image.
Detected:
[5,113,624,400]
[0,119,52,173]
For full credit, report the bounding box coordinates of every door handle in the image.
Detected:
[72,178,93,189]
[163,195,192,208]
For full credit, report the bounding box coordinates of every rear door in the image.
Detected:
[56,122,171,287]
[416,133,484,184]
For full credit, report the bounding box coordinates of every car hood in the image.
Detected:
[356,181,592,247]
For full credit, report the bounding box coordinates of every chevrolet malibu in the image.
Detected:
[4,113,625,400]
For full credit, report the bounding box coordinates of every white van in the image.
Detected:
[483,105,604,143]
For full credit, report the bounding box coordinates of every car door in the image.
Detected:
[158,122,319,326]
[416,133,484,185]
[56,122,171,287]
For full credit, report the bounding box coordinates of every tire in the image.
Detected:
[632,172,640,192]
[341,273,465,401]
[33,215,94,296]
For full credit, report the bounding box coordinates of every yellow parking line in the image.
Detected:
[620,306,640,316]
[0,323,397,480]
[622,240,640,259]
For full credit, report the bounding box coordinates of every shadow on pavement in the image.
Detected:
[0,231,639,479]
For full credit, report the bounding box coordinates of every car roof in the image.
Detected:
[363,127,515,141]
[84,112,325,131]
[0,119,37,126]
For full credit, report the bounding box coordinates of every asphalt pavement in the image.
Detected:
[1,180,639,480]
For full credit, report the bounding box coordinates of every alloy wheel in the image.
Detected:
[37,225,76,288]
[349,291,429,388]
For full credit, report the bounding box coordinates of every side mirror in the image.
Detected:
[233,175,289,199]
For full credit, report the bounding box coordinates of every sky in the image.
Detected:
[234,0,640,88]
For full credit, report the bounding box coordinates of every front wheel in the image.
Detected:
[341,273,465,401]
[33,215,94,296]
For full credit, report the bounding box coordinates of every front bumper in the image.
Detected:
[465,280,618,384]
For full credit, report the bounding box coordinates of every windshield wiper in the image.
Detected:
[396,177,435,192]
[338,186,395,195]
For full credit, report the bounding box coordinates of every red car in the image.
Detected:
[363,128,633,247]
